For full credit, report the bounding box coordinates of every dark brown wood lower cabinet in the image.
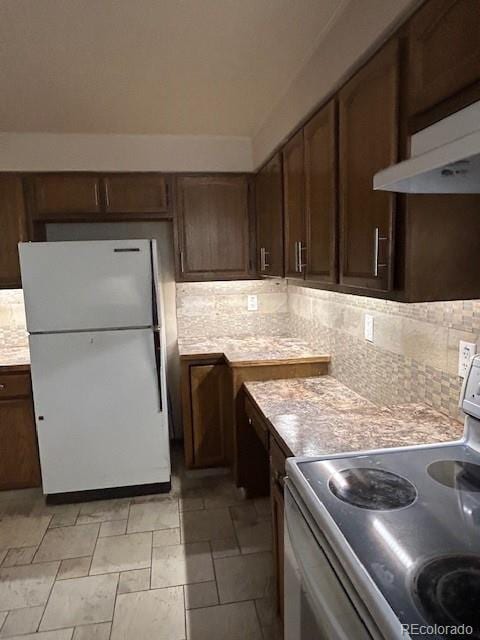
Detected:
[270,436,287,625]
[182,358,229,469]
[0,373,41,490]
[271,477,285,623]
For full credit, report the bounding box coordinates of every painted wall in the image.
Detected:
[252,0,420,167]
[0,133,253,172]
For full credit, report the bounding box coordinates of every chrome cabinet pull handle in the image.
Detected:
[0,384,5,390]
[299,243,306,272]
[180,250,185,273]
[260,247,270,272]
[373,227,388,277]
[295,240,305,273]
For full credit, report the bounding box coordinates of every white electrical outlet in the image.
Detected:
[364,314,374,342]
[458,340,476,378]
[247,295,258,311]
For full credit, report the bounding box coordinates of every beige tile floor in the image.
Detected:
[0,448,281,640]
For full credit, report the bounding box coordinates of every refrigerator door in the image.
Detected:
[29,328,170,494]
[19,240,154,332]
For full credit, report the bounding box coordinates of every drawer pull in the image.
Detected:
[0,384,5,390]
[248,417,253,425]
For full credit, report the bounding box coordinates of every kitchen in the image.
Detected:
[0,0,480,639]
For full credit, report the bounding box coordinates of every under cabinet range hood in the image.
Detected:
[374,100,480,193]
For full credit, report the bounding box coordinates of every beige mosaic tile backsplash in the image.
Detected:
[288,283,480,421]
[0,289,28,348]
[176,279,289,339]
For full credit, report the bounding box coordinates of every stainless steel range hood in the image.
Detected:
[373,100,480,193]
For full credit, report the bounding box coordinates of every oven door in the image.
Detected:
[284,481,374,640]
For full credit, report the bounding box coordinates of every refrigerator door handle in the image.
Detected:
[153,328,163,412]
[149,241,163,413]
[149,242,160,329]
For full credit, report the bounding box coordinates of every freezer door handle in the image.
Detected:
[150,241,163,412]
[153,328,163,412]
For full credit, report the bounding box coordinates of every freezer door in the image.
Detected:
[29,329,170,494]
[19,240,154,332]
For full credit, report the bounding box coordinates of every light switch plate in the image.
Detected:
[247,295,258,311]
[364,314,374,342]
[459,340,476,378]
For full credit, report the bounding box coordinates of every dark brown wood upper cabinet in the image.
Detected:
[406,0,480,121]
[103,174,169,215]
[304,99,338,283]
[339,39,399,293]
[175,175,251,281]
[283,131,305,278]
[255,154,284,277]
[0,175,29,289]
[29,174,101,220]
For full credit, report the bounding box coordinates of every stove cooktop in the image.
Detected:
[298,443,480,639]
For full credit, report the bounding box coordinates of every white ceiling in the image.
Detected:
[0,0,348,137]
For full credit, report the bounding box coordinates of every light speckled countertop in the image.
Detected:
[0,345,30,372]
[244,376,464,457]
[178,336,330,366]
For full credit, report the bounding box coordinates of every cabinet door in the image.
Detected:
[0,396,41,490]
[339,40,398,292]
[103,174,169,216]
[255,154,284,277]
[29,174,101,220]
[407,0,480,118]
[176,176,250,280]
[190,364,228,468]
[271,478,284,622]
[283,131,305,278]
[0,175,29,288]
[304,100,338,283]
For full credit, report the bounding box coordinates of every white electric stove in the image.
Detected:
[285,354,480,640]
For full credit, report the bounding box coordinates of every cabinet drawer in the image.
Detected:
[270,436,287,490]
[0,373,31,399]
[245,396,269,450]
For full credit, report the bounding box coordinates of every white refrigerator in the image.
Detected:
[19,240,171,497]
